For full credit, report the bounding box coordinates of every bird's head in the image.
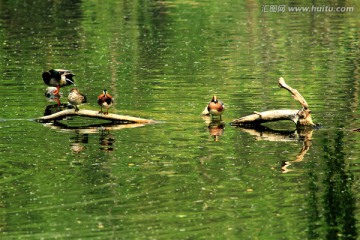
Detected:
[49,69,61,79]
[211,95,218,103]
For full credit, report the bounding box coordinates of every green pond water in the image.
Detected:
[1,0,360,239]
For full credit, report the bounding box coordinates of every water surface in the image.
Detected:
[1,0,360,239]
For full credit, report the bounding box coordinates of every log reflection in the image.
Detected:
[40,104,150,153]
[237,125,313,173]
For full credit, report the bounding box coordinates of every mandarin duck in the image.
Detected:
[97,89,114,115]
[207,95,225,120]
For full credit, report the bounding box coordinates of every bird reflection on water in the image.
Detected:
[99,129,115,152]
[40,118,148,154]
[201,115,226,142]
[70,132,89,153]
[68,129,115,153]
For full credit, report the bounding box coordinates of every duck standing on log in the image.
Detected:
[68,88,87,112]
[97,89,114,115]
[42,69,75,94]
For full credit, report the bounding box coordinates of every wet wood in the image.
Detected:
[231,78,315,127]
[278,77,309,109]
[36,109,155,124]
[230,109,300,126]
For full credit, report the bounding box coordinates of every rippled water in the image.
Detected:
[1,0,360,239]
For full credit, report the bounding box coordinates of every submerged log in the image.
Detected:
[36,109,155,124]
[231,78,315,127]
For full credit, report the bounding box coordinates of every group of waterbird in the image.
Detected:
[42,69,114,114]
[42,69,226,119]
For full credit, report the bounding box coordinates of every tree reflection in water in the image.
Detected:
[238,125,357,239]
[321,131,357,240]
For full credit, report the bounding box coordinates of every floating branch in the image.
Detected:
[231,78,315,127]
[231,109,300,126]
[36,109,155,124]
[278,77,309,109]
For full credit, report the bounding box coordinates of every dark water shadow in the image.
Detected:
[318,131,357,240]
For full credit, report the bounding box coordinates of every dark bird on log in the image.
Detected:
[97,89,114,115]
[42,69,75,94]
[68,88,87,112]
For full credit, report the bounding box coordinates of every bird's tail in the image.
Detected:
[66,78,76,86]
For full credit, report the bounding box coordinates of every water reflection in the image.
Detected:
[40,112,148,154]
[281,130,312,173]
[237,124,357,239]
[208,120,225,142]
[69,129,115,153]
[320,131,357,240]
[44,120,148,131]
[237,125,313,173]
[201,116,225,141]
[1,0,360,238]
[70,131,88,153]
[99,130,115,152]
